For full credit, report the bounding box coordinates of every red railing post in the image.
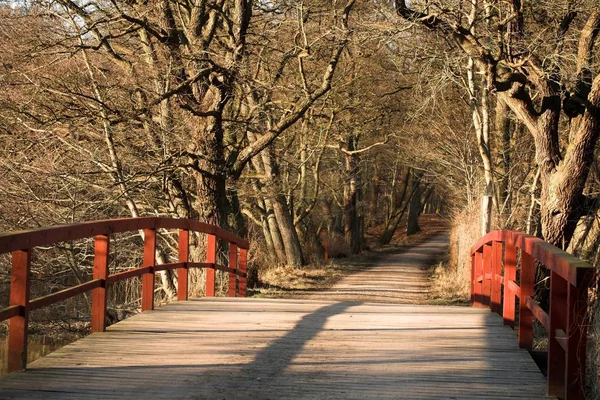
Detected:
[141,228,156,311]
[548,271,568,397]
[490,241,502,313]
[472,250,484,307]
[228,244,238,297]
[518,250,534,350]
[205,234,216,297]
[482,244,492,307]
[239,247,247,297]
[91,235,110,333]
[177,229,189,301]
[503,243,517,327]
[564,270,593,400]
[7,249,31,372]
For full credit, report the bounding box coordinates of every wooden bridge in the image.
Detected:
[0,218,595,399]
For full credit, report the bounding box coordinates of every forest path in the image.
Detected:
[292,233,448,304]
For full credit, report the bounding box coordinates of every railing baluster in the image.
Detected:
[470,230,595,399]
[548,271,568,397]
[490,241,502,314]
[7,249,31,372]
[518,250,534,350]
[482,243,492,308]
[228,243,238,297]
[502,243,517,327]
[91,235,110,333]
[472,250,484,307]
[565,270,593,400]
[177,229,189,301]
[141,228,156,311]
[239,247,247,297]
[205,234,216,297]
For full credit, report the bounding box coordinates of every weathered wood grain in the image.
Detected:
[0,298,548,399]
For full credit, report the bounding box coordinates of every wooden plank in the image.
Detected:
[0,299,548,399]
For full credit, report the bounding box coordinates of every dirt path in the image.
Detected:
[290,233,448,304]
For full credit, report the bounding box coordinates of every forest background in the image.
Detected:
[1,0,600,396]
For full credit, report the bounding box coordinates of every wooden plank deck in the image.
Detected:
[0,298,548,399]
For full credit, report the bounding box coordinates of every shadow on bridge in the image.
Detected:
[0,298,549,399]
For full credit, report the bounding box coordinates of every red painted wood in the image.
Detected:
[228,244,238,297]
[141,228,156,311]
[91,235,110,333]
[470,255,475,305]
[470,230,590,287]
[187,262,215,270]
[8,249,31,373]
[548,271,568,397]
[482,244,492,307]
[564,269,593,400]
[507,279,521,299]
[0,217,248,256]
[503,243,517,327]
[239,248,247,297]
[154,262,185,272]
[29,280,102,311]
[178,230,189,301]
[490,241,502,314]
[107,265,152,285]
[524,296,550,331]
[205,234,216,297]
[518,250,534,350]
[472,251,484,307]
[0,305,22,322]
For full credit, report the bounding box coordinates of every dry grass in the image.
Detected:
[252,214,449,298]
[252,254,374,298]
[428,207,480,305]
[429,261,470,305]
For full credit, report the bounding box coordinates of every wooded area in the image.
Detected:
[1,0,600,396]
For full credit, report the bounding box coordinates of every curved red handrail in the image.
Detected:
[470,230,592,286]
[0,217,249,254]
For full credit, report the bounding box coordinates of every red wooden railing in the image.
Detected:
[471,231,595,400]
[0,217,249,373]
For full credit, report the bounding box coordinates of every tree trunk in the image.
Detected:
[496,99,512,218]
[343,134,361,254]
[262,149,305,266]
[406,178,422,236]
